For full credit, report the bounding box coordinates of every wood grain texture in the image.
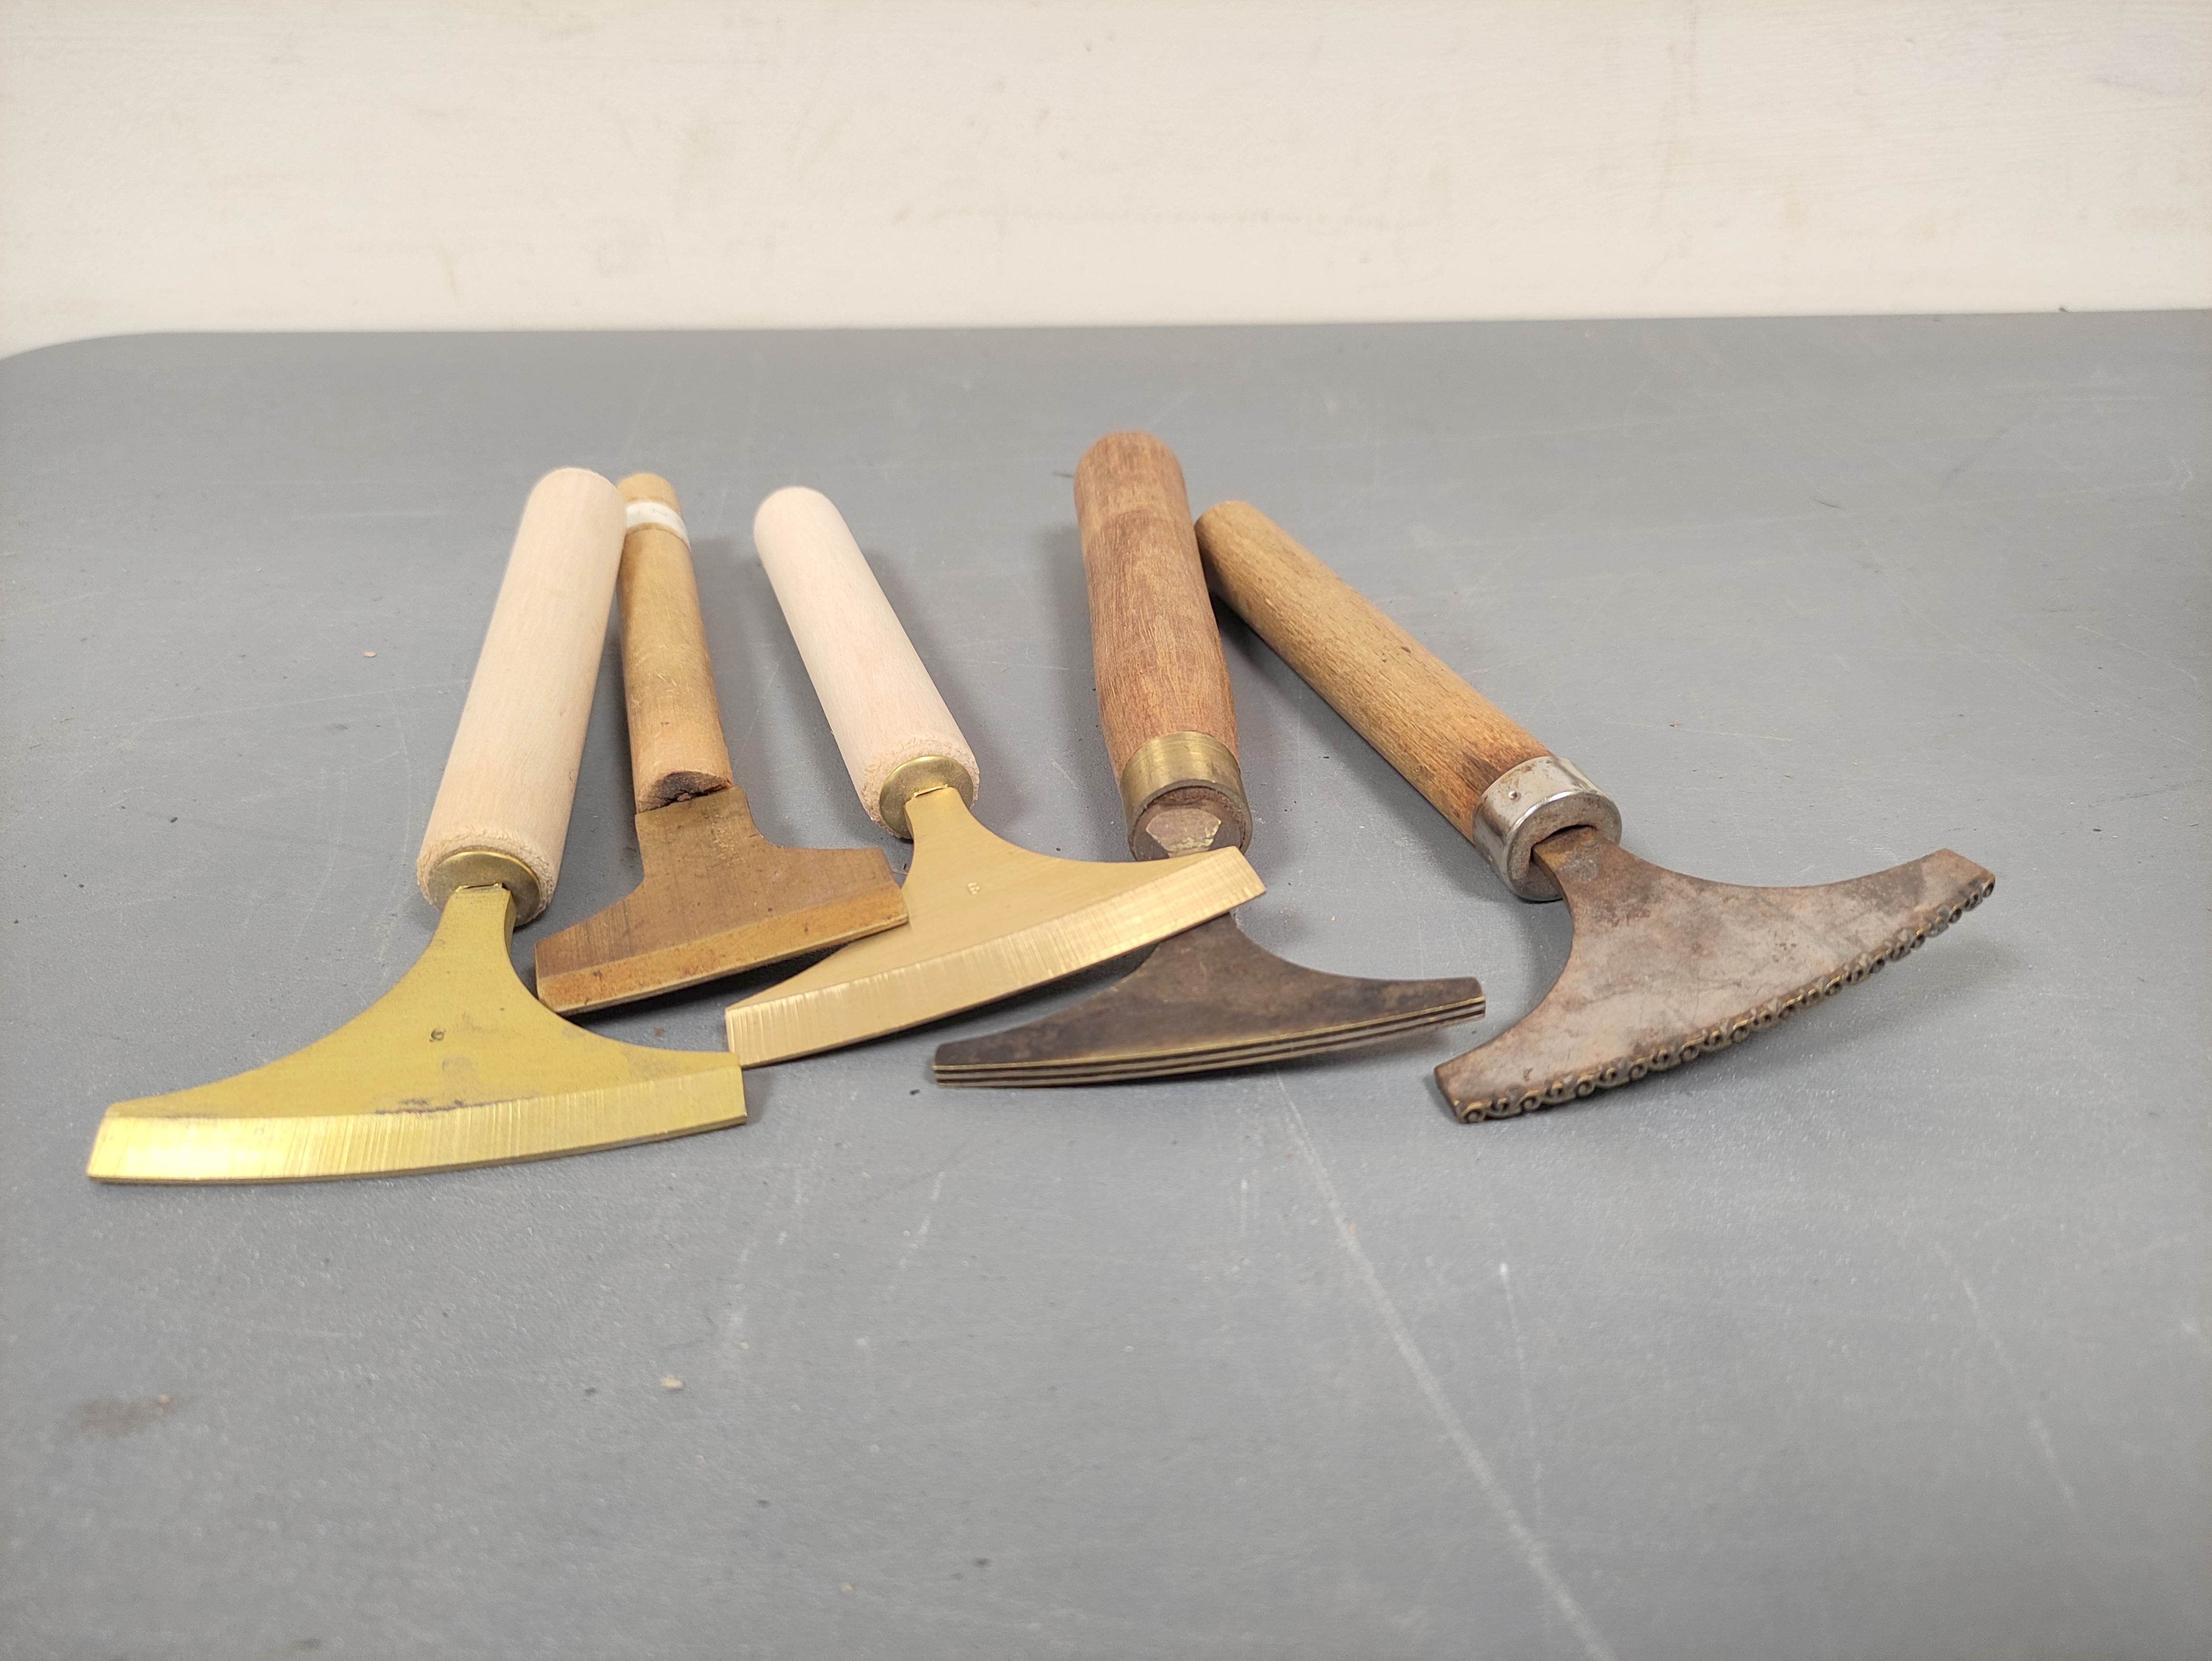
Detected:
[751,486,978,831]
[615,473,734,811]
[1077,432,1237,774]
[415,467,625,921]
[1194,500,1548,842]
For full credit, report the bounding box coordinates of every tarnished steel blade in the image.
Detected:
[935,1009,1486,1087]
[725,787,1263,1065]
[534,789,905,1014]
[88,886,746,1183]
[931,914,1483,1086]
[1438,828,1995,1121]
[935,1009,1488,1086]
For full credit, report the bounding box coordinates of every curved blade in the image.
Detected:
[932,913,1484,1086]
[1440,829,1994,1121]
[89,886,745,1182]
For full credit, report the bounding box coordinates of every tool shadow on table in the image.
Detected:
[1027,520,1143,851]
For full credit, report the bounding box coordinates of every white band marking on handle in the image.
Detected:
[625,500,689,543]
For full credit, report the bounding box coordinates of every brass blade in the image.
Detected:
[534,789,905,1013]
[1439,828,1994,1121]
[931,914,1482,1086]
[725,788,1263,1064]
[89,886,746,1182]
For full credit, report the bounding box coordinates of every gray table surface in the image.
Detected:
[1,317,2204,1661]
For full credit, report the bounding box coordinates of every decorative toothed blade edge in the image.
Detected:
[1453,871,1994,1122]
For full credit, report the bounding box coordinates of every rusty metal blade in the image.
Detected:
[1440,829,1995,1121]
[932,914,1484,1086]
[534,789,904,1014]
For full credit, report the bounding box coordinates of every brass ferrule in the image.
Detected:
[879,754,976,840]
[1470,755,1622,902]
[1117,731,1251,859]
[424,850,539,926]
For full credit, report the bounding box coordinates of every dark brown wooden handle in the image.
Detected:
[1194,500,1549,841]
[1078,432,1238,770]
[1077,434,1250,856]
[616,473,735,812]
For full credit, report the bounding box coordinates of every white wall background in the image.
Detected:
[2,0,2205,358]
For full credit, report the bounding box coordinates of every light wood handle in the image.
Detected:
[1078,432,1239,769]
[751,486,980,837]
[615,473,735,811]
[1194,500,1549,842]
[416,467,627,922]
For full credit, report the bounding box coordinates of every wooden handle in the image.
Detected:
[751,486,979,837]
[614,473,734,811]
[1194,500,1549,842]
[416,467,627,922]
[1079,433,1238,773]
[1076,432,1250,856]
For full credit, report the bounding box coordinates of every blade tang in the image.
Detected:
[1471,757,1622,900]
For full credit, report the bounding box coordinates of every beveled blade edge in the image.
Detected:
[1439,838,1995,1122]
[535,880,908,1014]
[87,1070,745,1183]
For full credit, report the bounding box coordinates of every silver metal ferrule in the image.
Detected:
[1471,756,1622,901]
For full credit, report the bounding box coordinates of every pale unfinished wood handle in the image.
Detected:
[416,467,627,922]
[1079,432,1238,773]
[751,486,979,834]
[615,473,735,811]
[1194,500,1548,841]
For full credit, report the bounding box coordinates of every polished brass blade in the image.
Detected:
[725,787,1263,1064]
[534,788,904,1014]
[930,914,1483,1086]
[1438,828,1994,1121]
[89,886,746,1182]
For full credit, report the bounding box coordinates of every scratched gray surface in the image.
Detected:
[0,317,2204,1660]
